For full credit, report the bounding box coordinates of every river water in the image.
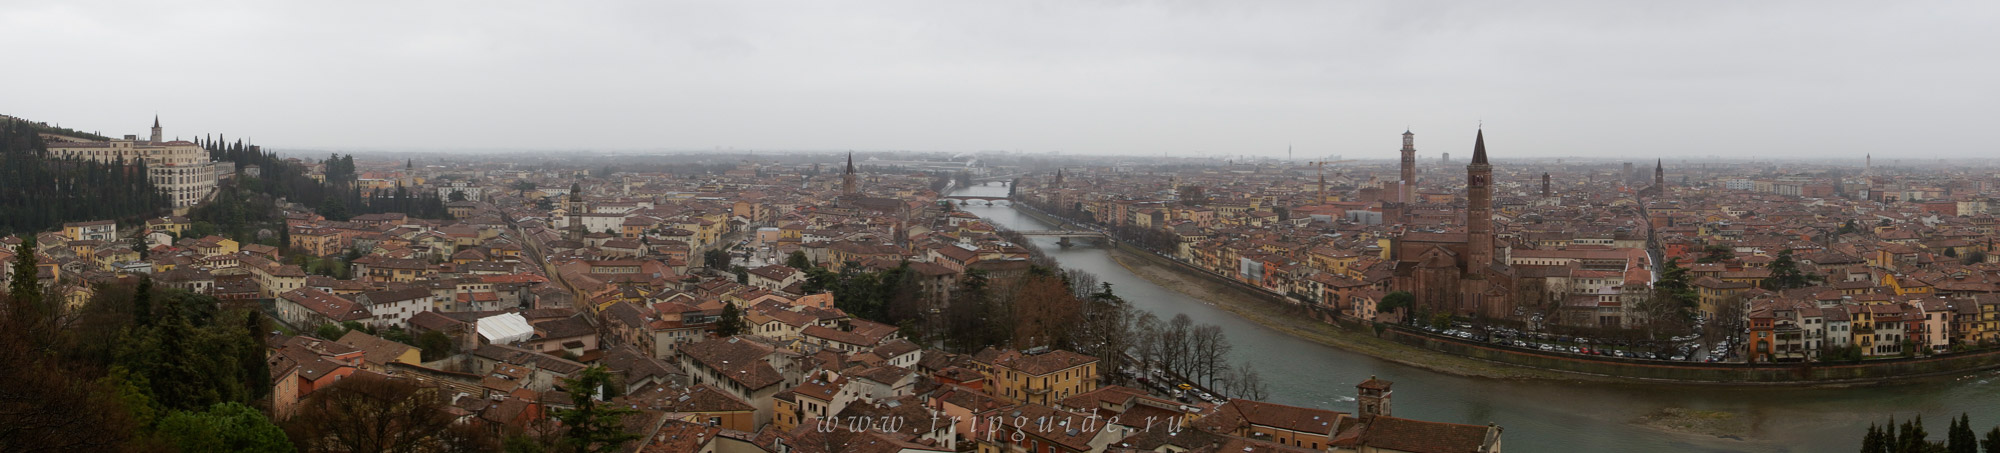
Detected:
[950,182,2000,453]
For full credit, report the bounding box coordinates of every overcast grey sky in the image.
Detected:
[4,1,1996,158]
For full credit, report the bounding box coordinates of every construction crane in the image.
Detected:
[1307,160,1356,205]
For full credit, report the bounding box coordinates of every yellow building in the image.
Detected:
[1692,277,1751,318]
[144,216,190,236]
[1884,274,1933,296]
[978,348,1098,406]
[62,220,118,242]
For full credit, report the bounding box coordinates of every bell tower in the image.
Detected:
[842,152,858,196]
[1465,129,1493,275]
[1654,158,1665,189]
[1400,129,1417,204]
[150,115,163,144]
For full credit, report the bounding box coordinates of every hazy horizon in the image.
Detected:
[7,1,1998,158]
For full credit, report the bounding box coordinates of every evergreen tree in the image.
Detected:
[133,276,154,328]
[552,366,639,453]
[1951,413,1977,453]
[1901,415,1929,453]
[785,250,811,270]
[319,196,349,221]
[715,303,745,337]
[153,402,291,453]
[1864,423,1885,453]
[9,237,42,305]
[0,120,170,235]
[1697,244,1735,263]
[1982,425,2000,453]
[1764,250,1822,290]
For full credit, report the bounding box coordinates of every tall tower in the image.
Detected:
[1466,130,1493,277]
[1541,172,1551,198]
[150,115,163,144]
[1053,168,1065,188]
[567,182,586,239]
[1400,129,1417,204]
[1654,159,1665,189]
[842,152,858,196]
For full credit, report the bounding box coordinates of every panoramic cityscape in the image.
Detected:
[7,2,2000,453]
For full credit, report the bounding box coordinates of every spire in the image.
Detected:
[1471,129,1488,164]
[150,115,164,144]
[846,152,854,174]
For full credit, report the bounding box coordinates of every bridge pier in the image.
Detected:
[1057,237,1073,248]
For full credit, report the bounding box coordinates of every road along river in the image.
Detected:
[950,182,2000,453]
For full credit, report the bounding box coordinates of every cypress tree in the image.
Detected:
[133,276,154,328]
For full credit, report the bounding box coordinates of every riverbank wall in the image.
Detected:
[1005,204,2000,384]
[1382,326,2000,383]
[1013,205,1300,305]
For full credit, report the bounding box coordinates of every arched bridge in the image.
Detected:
[1014,230,1107,238]
[941,195,1013,205]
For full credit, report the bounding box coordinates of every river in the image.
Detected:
[950,182,2000,453]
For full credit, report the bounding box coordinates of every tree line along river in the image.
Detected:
[950,182,2000,453]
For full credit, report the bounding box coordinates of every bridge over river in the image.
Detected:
[949,181,2000,453]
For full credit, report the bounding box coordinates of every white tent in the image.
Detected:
[477,313,534,345]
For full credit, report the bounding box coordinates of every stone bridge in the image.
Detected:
[1014,230,1107,238]
[941,195,1012,205]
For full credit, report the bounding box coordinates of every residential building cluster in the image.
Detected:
[1017,130,2000,363]
[0,151,1500,452]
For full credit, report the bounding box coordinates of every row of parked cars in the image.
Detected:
[1425,324,1724,362]
[1129,367,1227,404]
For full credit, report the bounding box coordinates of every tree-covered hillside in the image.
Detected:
[0,118,171,236]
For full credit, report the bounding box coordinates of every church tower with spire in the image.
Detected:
[1654,159,1665,189]
[1400,129,1417,205]
[150,115,163,144]
[1465,130,1494,280]
[842,152,858,196]
[1542,172,1551,198]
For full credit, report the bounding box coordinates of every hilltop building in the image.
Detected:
[42,116,218,208]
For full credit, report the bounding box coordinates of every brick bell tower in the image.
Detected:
[1400,129,1417,205]
[1462,129,1494,316]
[1465,129,1493,275]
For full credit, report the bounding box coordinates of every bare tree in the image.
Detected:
[1132,312,1162,372]
[1705,294,1748,351]
[1159,314,1196,381]
[282,373,496,453]
[1009,274,1079,349]
[1063,269,1100,301]
[1066,283,1135,377]
[1233,363,1269,401]
[1190,324,1232,390]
